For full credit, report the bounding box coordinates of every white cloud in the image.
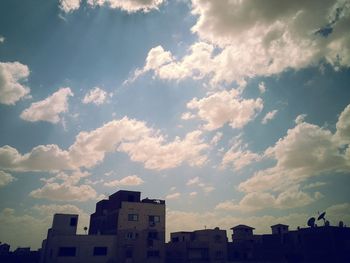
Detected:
[0,171,15,187]
[0,61,30,105]
[181,112,196,120]
[0,144,72,172]
[186,89,263,130]
[59,0,81,12]
[210,132,223,145]
[30,171,97,202]
[20,87,73,123]
[186,176,200,186]
[221,138,261,171]
[0,117,209,172]
[131,1,350,85]
[335,104,350,144]
[303,181,327,189]
[189,191,197,197]
[258,82,266,94]
[191,0,350,76]
[118,129,209,170]
[82,87,108,105]
[186,176,215,194]
[220,104,350,212]
[104,175,144,187]
[262,109,278,124]
[215,187,322,212]
[0,36,5,43]
[166,192,181,200]
[295,114,307,124]
[87,0,164,13]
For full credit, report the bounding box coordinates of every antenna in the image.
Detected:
[307,217,316,228]
[317,211,326,226]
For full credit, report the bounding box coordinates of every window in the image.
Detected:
[58,247,76,257]
[93,247,107,256]
[126,249,133,258]
[147,250,160,258]
[70,217,77,226]
[149,215,160,223]
[128,214,139,221]
[126,232,137,240]
[148,231,158,240]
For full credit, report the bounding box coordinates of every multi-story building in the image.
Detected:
[165,228,228,263]
[40,190,165,263]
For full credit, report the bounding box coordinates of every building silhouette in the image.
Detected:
[2,190,350,263]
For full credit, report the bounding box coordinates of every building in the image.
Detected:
[166,227,228,263]
[40,190,165,263]
[228,223,350,262]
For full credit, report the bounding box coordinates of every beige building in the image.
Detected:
[40,190,165,263]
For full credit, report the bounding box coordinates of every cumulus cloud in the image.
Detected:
[131,0,350,85]
[0,36,5,43]
[87,0,164,13]
[30,171,97,202]
[0,117,209,172]
[0,62,30,105]
[335,104,350,144]
[59,0,81,12]
[82,87,108,105]
[262,109,278,124]
[20,87,73,124]
[104,175,144,187]
[221,139,262,171]
[219,103,350,212]
[191,0,350,74]
[185,89,263,130]
[216,187,322,212]
[118,130,209,170]
[0,171,15,187]
[0,145,72,172]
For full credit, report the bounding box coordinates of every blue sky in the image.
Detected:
[0,0,350,249]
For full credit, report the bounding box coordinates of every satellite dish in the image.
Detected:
[307,217,316,228]
[84,226,88,234]
[317,211,326,221]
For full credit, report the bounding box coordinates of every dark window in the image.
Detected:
[70,217,77,226]
[58,247,76,257]
[126,249,133,258]
[171,237,179,242]
[147,250,160,258]
[149,215,160,223]
[148,231,158,239]
[128,214,139,221]
[93,247,107,256]
[148,239,154,247]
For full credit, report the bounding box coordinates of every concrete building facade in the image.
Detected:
[40,190,165,263]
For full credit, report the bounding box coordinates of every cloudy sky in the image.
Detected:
[1,0,350,249]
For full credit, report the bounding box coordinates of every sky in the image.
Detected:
[0,0,350,249]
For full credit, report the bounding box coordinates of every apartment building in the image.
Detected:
[40,190,165,263]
